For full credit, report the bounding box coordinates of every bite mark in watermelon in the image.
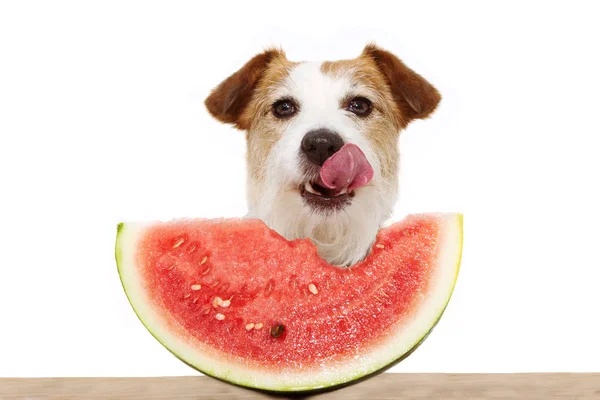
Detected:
[115,213,463,392]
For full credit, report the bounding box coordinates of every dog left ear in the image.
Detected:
[205,48,284,130]
[362,44,441,126]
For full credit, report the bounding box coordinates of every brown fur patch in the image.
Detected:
[204,48,287,130]
[321,56,401,181]
[240,56,299,182]
[361,44,441,126]
[318,44,441,180]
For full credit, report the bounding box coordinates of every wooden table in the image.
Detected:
[1,374,599,399]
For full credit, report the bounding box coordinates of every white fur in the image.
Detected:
[246,62,397,266]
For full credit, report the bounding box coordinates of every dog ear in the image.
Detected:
[362,44,441,126]
[205,48,284,130]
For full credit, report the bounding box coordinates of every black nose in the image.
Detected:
[301,129,345,166]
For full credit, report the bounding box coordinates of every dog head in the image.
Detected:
[205,44,440,266]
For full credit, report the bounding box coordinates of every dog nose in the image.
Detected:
[301,129,345,166]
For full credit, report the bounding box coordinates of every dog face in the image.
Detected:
[205,44,440,266]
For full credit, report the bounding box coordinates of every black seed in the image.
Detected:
[270,324,285,338]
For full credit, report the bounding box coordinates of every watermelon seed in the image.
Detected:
[184,293,191,299]
[191,284,202,291]
[168,265,176,271]
[187,244,197,254]
[203,308,210,315]
[200,256,208,265]
[193,297,199,304]
[245,323,255,331]
[173,238,185,248]
[254,323,263,330]
[221,299,231,308]
[270,324,285,338]
[308,283,319,295]
[215,313,225,321]
[212,297,223,308]
[265,283,272,295]
[375,243,385,249]
[201,267,210,275]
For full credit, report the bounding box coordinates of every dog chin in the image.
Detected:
[246,182,393,267]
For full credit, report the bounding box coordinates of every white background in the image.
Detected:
[1,0,599,377]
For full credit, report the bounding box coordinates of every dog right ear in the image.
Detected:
[205,49,284,130]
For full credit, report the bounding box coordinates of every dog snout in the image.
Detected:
[301,129,344,166]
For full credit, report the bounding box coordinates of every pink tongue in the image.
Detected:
[319,143,374,191]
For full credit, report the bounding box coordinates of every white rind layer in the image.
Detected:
[115,213,463,392]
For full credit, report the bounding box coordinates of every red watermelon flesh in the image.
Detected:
[115,213,463,392]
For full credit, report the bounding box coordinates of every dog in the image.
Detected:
[205,44,440,266]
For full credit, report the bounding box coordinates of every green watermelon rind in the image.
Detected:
[115,213,463,393]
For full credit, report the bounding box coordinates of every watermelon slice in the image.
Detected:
[115,213,462,392]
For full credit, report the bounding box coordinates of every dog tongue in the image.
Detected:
[319,143,374,191]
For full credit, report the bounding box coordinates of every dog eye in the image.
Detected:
[348,97,372,116]
[272,99,297,118]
